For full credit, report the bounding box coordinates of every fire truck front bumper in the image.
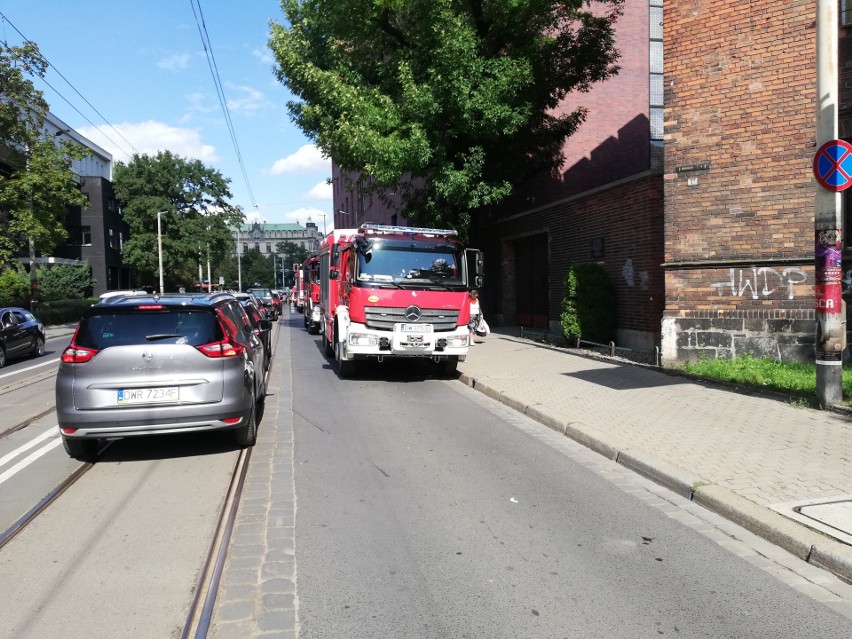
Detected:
[343,323,469,359]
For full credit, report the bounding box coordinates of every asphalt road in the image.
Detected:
[289,327,852,639]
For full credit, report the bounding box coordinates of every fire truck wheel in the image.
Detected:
[335,340,356,378]
[324,335,335,358]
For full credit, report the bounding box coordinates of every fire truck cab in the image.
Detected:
[319,224,484,377]
[302,254,322,334]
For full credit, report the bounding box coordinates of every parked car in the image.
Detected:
[0,307,45,368]
[247,288,278,320]
[55,292,267,460]
[270,290,282,316]
[231,292,272,366]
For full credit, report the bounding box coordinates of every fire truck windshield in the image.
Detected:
[355,240,463,287]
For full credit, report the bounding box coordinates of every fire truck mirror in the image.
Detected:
[329,269,339,280]
[475,275,484,288]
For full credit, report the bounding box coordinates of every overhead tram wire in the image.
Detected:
[188,0,259,215]
[0,11,140,160]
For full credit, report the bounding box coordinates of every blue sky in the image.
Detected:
[0,0,333,230]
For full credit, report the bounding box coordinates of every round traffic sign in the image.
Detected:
[813,139,852,191]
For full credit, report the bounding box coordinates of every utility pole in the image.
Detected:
[157,211,165,295]
[814,0,845,407]
[236,226,242,292]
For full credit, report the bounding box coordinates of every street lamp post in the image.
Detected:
[157,211,165,294]
[236,226,242,292]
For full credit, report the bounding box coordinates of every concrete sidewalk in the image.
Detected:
[457,328,852,583]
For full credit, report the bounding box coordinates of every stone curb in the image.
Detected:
[457,369,852,585]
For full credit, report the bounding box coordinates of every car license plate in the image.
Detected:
[117,387,180,404]
[399,323,432,333]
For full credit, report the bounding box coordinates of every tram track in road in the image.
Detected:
[182,312,284,637]
[0,404,57,439]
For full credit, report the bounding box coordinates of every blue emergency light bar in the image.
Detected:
[360,224,458,237]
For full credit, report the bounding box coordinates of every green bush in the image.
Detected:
[36,298,96,325]
[0,265,29,307]
[560,263,617,344]
[37,263,95,301]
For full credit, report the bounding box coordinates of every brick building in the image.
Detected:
[475,0,664,351]
[660,0,844,364]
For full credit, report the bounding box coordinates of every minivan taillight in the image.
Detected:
[61,345,99,363]
[197,340,245,358]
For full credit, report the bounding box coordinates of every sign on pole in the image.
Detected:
[813,139,852,191]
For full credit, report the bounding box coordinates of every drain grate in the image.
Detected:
[770,496,852,546]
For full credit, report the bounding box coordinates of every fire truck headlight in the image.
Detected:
[349,333,378,346]
[446,335,468,348]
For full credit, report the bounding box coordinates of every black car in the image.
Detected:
[246,288,278,320]
[0,307,45,368]
[231,292,272,367]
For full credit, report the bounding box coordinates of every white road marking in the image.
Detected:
[0,436,62,487]
[0,427,59,470]
[0,357,61,380]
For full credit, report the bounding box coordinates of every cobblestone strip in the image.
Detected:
[210,322,298,638]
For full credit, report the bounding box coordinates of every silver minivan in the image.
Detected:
[55,292,267,460]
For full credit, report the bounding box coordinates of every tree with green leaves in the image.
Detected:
[37,262,95,301]
[0,41,88,264]
[0,263,28,306]
[269,0,622,232]
[113,151,243,291]
[241,249,274,289]
[276,241,310,271]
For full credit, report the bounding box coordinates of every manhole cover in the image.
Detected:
[770,496,852,546]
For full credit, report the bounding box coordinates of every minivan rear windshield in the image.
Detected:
[76,310,221,349]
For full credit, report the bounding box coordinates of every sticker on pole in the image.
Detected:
[813,139,852,191]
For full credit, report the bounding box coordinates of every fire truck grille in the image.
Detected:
[364,307,460,332]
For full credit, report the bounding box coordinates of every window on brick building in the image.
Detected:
[649,0,664,172]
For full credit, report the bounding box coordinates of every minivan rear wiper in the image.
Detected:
[146,333,183,341]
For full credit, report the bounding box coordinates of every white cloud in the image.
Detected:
[265,144,329,175]
[157,52,192,72]
[254,205,329,228]
[77,120,219,164]
[225,83,272,114]
[305,180,332,201]
[253,47,274,65]
[280,207,327,226]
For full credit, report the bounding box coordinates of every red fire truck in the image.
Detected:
[301,254,322,334]
[292,261,306,313]
[318,224,484,377]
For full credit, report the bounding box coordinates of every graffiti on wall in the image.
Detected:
[709,267,808,300]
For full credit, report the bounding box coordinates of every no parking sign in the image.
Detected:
[813,139,852,191]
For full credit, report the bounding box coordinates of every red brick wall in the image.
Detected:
[664,0,815,267]
[478,173,665,345]
[661,0,832,363]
